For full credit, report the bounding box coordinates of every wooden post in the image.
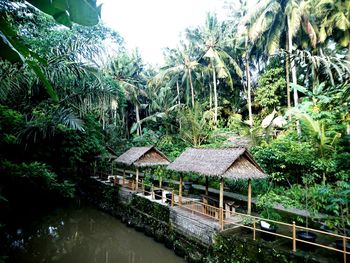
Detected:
[220,207,224,230]
[122,169,126,186]
[292,221,296,252]
[179,175,183,206]
[151,184,154,200]
[142,179,144,194]
[219,177,224,209]
[171,190,174,207]
[247,178,252,215]
[343,237,347,263]
[253,217,256,240]
[159,176,162,188]
[135,168,139,191]
[219,178,224,231]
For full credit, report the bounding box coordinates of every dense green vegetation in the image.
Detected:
[0,0,349,256]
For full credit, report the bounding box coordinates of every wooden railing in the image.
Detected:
[98,174,349,262]
[180,198,221,221]
[223,209,350,263]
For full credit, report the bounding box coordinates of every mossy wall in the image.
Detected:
[80,178,321,263]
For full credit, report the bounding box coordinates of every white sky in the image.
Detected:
[98,0,227,65]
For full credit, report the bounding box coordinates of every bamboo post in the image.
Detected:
[247,178,252,215]
[220,207,224,231]
[343,237,347,263]
[219,177,224,209]
[253,217,256,241]
[171,190,174,207]
[179,175,183,206]
[135,168,139,191]
[292,221,296,252]
[151,184,154,200]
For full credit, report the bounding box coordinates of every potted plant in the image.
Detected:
[296,175,317,251]
[154,188,163,200]
[325,181,349,253]
[154,166,165,188]
[257,193,281,241]
[143,175,152,196]
[183,175,193,192]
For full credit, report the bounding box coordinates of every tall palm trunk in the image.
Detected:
[135,104,142,136]
[245,39,253,131]
[188,68,195,108]
[209,81,212,110]
[176,80,181,106]
[288,19,301,135]
[212,60,218,125]
[285,33,291,120]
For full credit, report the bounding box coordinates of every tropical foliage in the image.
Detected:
[0,0,349,246]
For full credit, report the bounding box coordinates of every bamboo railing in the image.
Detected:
[104,174,349,262]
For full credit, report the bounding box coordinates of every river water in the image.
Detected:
[7,205,184,263]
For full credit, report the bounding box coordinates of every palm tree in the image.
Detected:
[188,13,242,126]
[157,44,199,108]
[313,0,350,60]
[108,52,148,136]
[247,0,317,134]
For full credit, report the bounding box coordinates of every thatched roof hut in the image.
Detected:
[167,148,265,180]
[115,146,170,167]
[168,147,266,214]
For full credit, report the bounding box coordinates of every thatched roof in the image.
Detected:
[167,148,266,180]
[115,146,170,167]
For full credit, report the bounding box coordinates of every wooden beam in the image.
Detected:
[135,168,139,191]
[219,177,224,208]
[179,175,183,206]
[247,178,252,215]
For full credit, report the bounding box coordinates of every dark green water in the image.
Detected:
[7,205,184,263]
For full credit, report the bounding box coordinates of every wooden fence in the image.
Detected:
[97,172,349,263]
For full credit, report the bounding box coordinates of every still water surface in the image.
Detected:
[9,205,184,263]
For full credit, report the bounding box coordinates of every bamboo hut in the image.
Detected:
[167,147,266,215]
[115,146,170,190]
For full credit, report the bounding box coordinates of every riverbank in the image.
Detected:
[79,177,338,263]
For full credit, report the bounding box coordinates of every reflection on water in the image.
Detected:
[8,205,184,263]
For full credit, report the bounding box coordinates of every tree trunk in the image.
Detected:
[176,80,181,106]
[135,104,142,136]
[285,33,291,120]
[348,42,350,62]
[245,51,253,131]
[209,81,212,110]
[212,60,218,126]
[288,19,301,136]
[188,68,195,108]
